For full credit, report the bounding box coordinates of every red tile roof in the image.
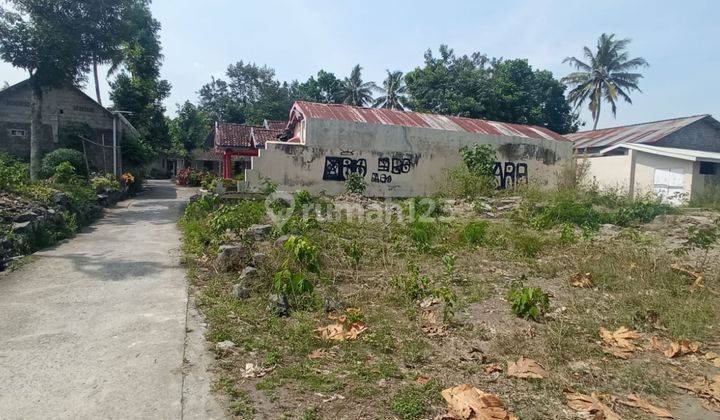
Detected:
[251,128,283,146]
[213,123,260,148]
[289,101,568,142]
[264,120,287,130]
[567,115,711,150]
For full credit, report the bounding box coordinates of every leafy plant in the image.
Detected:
[345,173,367,194]
[273,235,321,307]
[390,379,442,420]
[433,285,458,324]
[683,220,720,270]
[408,219,437,251]
[507,279,550,321]
[391,262,431,302]
[460,144,496,177]
[461,220,488,246]
[344,240,363,267]
[209,202,265,234]
[90,173,120,193]
[41,148,87,178]
[283,235,321,274]
[0,153,29,192]
[273,268,313,297]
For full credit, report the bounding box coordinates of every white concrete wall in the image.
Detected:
[633,152,695,197]
[245,118,574,197]
[585,154,633,192]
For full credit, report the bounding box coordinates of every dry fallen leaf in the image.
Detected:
[565,390,621,420]
[570,272,593,288]
[600,326,642,359]
[420,296,441,308]
[421,310,447,337]
[415,375,431,385]
[506,357,547,380]
[648,335,664,351]
[664,340,701,358]
[315,313,367,341]
[308,348,333,360]
[484,364,503,375]
[677,374,720,412]
[704,351,720,368]
[619,394,673,418]
[441,384,517,420]
[241,362,273,378]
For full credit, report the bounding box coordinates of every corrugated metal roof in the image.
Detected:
[291,101,568,142]
[567,115,710,150]
[600,143,720,163]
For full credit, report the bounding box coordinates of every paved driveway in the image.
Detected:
[0,180,223,419]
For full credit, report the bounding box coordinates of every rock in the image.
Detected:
[275,234,292,248]
[323,296,344,313]
[267,293,290,317]
[216,245,247,271]
[13,211,37,223]
[12,221,32,234]
[239,266,259,284]
[52,192,69,207]
[216,340,236,351]
[248,224,273,239]
[233,283,251,299]
[252,252,268,266]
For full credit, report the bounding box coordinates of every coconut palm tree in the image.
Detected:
[340,64,376,106]
[562,33,648,130]
[373,70,408,110]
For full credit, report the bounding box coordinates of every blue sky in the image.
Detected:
[1,0,718,130]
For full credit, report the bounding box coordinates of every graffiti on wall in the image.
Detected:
[494,161,528,189]
[322,154,420,184]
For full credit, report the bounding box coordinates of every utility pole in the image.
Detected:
[111,111,133,177]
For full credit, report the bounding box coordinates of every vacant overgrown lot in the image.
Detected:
[180,187,720,419]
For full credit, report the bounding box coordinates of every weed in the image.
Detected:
[461,220,488,246]
[460,143,496,177]
[558,223,578,245]
[433,285,458,323]
[346,173,367,194]
[507,279,550,321]
[209,201,265,234]
[391,262,431,302]
[683,220,720,270]
[407,219,437,251]
[390,379,443,420]
[343,240,363,267]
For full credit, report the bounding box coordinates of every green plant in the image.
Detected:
[273,268,314,297]
[273,235,321,307]
[283,235,321,274]
[294,189,313,206]
[444,166,496,199]
[344,240,363,267]
[208,201,265,234]
[507,279,550,321]
[683,220,720,270]
[391,262,431,302]
[345,173,367,194]
[460,143,496,177]
[461,220,489,246]
[407,219,437,251]
[433,285,458,324]
[41,148,87,178]
[0,153,29,192]
[558,223,578,245]
[52,161,79,185]
[390,379,442,420]
[261,179,278,195]
[90,173,120,193]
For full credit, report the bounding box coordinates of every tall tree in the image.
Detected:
[562,33,648,130]
[169,101,210,152]
[373,70,408,110]
[292,70,343,104]
[0,1,89,179]
[340,64,376,106]
[109,1,171,152]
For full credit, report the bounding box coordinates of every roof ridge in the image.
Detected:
[572,114,709,134]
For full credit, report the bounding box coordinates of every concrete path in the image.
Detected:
[0,180,225,420]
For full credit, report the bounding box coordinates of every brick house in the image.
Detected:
[0,79,138,174]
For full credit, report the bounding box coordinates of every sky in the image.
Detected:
[1,0,718,130]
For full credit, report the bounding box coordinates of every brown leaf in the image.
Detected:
[565,390,621,420]
[315,321,367,341]
[677,375,720,412]
[484,364,503,375]
[619,394,673,418]
[647,335,664,351]
[570,272,593,288]
[506,357,547,380]
[421,310,447,337]
[415,375,431,385]
[664,340,701,358]
[308,348,334,360]
[600,326,642,359]
[420,297,441,308]
[704,351,720,368]
[441,384,517,420]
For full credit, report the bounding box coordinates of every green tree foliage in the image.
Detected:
[292,70,343,104]
[169,101,211,153]
[405,45,578,134]
[109,1,171,153]
[199,61,294,125]
[41,148,87,178]
[562,33,648,130]
[0,1,91,179]
[373,70,408,110]
[340,64,376,106]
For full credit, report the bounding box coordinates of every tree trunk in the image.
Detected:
[29,84,43,180]
[93,58,102,106]
[593,97,601,130]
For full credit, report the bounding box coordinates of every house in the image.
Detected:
[243,101,574,197]
[191,121,284,178]
[0,79,138,174]
[567,115,720,203]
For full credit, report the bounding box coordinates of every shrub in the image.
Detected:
[391,262,431,302]
[90,174,120,193]
[406,197,444,219]
[461,220,489,246]
[209,201,266,234]
[460,144,496,177]
[274,235,321,308]
[507,280,550,321]
[0,153,29,192]
[346,173,367,194]
[41,148,86,178]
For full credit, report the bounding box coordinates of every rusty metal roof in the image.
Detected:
[251,128,283,146]
[567,115,710,150]
[290,101,569,142]
[213,123,260,148]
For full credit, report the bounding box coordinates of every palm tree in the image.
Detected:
[562,33,648,130]
[340,64,376,106]
[373,70,408,110]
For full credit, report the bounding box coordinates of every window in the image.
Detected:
[8,129,27,137]
[699,161,717,175]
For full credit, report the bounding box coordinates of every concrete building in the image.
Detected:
[567,115,720,203]
[0,80,137,174]
[243,102,573,197]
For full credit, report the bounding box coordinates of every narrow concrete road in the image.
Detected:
[0,180,224,420]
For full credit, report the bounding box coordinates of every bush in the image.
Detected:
[90,174,120,193]
[460,144,496,176]
[0,153,29,192]
[461,220,489,246]
[508,280,550,321]
[41,148,87,178]
[209,201,266,234]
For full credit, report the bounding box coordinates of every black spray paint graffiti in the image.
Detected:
[494,162,528,190]
[322,157,368,181]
